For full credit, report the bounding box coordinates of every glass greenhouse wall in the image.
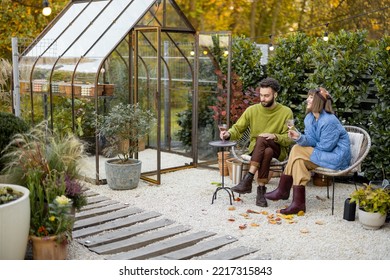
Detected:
[17,0,232,184]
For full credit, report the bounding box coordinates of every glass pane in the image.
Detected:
[197,33,232,162]
[84,0,154,59]
[24,2,91,58]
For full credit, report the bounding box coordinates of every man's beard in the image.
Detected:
[261,97,275,107]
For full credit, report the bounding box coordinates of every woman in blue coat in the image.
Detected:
[264,87,351,214]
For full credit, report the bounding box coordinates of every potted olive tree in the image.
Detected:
[97,102,156,190]
[350,184,390,230]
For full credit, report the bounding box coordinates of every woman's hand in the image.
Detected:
[288,129,300,140]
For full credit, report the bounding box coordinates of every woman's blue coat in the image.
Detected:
[295,110,351,170]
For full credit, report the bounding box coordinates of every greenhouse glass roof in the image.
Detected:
[20,0,195,79]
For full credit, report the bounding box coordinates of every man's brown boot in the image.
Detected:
[256,186,268,207]
[231,173,254,194]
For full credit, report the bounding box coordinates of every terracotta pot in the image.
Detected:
[217,151,230,176]
[30,235,68,260]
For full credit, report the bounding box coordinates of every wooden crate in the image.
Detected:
[64,84,82,96]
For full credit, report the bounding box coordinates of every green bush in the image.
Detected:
[305,30,372,125]
[364,36,390,180]
[0,112,29,170]
[267,32,313,129]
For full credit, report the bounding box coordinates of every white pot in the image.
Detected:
[0,184,30,259]
[357,208,386,230]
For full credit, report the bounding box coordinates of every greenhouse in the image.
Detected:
[16,0,233,184]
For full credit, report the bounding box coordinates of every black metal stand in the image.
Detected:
[209,140,236,205]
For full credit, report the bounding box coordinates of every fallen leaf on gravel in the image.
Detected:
[287,220,296,224]
[275,217,281,221]
[278,213,294,220]
[300,228,309,233]
[250,223,260,227]
[261,210,269,215]
[316,195,326,201]
[268,219,282,225]
[234,197,242,202]
[247,209,261,214]
[228,206,236,211]
[297,211,305,216]
[239,213,249,218]
[315,220,325,225]
[228,218,235,222]
[239,224,247,230]
[267,214,275,219]
[211,182,222,186]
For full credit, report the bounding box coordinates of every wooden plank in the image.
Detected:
[84,190,99,197]
[72,211,161,239]
[198,246,259,260]
[78,218,175,247]
[106,231,216,260]
[86,195,111,204]
[90,225,192,255]
[73,207,143,230]
[153,235,238,260]
[78,200,119,212]
[75,203,129,220]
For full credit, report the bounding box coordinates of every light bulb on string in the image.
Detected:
[323,31,329,41]
[323,23,329,42]
[42,0,52,16]
[268,34,274,51]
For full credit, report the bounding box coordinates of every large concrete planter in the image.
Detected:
[0,184,30,260]
[105,158,142,190]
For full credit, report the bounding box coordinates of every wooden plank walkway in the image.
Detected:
[73,189,259,260]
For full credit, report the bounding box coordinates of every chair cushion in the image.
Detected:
[348,132,364,165]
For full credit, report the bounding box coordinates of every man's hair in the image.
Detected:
[259,77,280,93]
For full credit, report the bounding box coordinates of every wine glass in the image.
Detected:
[218,124,228,142]
[286,119,295,131]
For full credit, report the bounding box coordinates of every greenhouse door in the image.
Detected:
[133,27,162,184]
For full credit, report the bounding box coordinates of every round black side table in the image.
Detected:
[209,140,237,205]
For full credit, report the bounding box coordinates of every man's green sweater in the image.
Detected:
[228,102,293,161]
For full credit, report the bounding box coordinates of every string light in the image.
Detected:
[268,35,274,51]
[323,23,329,41]
[254,6,389,43]
[42,0,52,16]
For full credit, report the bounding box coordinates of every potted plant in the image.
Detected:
[350,183,390,230]
[0,121,88,258]
[97,102,156,190]
[27,170,73,260]
[0,184,30,260]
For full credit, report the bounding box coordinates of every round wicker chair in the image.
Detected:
[312,125,372,215]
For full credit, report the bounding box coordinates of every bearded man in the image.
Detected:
[220,77,293,207]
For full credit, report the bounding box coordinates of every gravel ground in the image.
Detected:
[68,166,390,260]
